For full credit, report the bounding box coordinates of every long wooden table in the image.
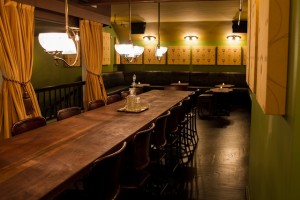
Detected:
[0,90,191,200]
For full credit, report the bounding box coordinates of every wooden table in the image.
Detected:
[132,83,150,87]
[0,90,191,200]
[170,82,189,86]
[214,83,235,88]
[210,87,233,93]
[209,88,233,116]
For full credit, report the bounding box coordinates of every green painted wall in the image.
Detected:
[248,0,300,199]
[32,21,247,89]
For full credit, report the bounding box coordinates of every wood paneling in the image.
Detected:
[191,46,216,65]
[167,46,190,65]
[255,0,289,115]
[217,46,242,65]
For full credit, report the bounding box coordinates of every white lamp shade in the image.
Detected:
[155,46,168,57]
[38,33,77,54]
[133,46,144,56]
[115,44,144,59]
[115,44,134,55]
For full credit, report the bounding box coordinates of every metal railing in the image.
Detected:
[35,81,85,120]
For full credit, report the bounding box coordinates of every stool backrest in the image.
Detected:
[152,111,171,149]
[87,99,105,111]
[167,102,182,133]
[11,116,46,136]
[133,123,155,171]
[86,142,127,200]
[57,107,81,121]
[107,94,121,105]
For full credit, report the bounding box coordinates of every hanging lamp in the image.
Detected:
[114,0,144,63]
[155,0,167,61]
[38,0,80,67]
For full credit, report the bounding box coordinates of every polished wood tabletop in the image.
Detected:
[210,87,233,93]
[0,90,191,200]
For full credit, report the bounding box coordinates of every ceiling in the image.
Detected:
[111,0,247,44]
[74,0,248,43]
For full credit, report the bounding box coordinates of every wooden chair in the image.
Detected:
[120,123,155,192]
[11,116,46,136]
[87,99,105,111]
[57,107,81,121]
[107,94,121,105]
[56,142,127,200]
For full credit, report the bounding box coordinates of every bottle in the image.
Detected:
[126,88,136,111]
[132,74,136,87]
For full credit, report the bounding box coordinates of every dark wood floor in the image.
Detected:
[119,104,251,200]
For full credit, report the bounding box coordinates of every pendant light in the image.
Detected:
[114,0,144,63]
[155,0,167,61]
[38,0,80,67]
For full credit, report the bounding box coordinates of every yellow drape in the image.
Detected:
[80,20,107,109]
[0,0,41,139]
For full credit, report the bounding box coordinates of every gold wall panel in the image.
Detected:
[242,46,247,66]
[255,0,289,115]
[167,46,190,65]
[217,46,241,65]
[144,45,166,64]
[102,32,111,65]
[247,0,258,93]
[191,46,216,65]
[120,55,143,64]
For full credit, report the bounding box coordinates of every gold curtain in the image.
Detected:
[80,20,107,109]
[0,0,41,139]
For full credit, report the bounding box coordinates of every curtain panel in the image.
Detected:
[80,20,107,110]
[0,0,41,139]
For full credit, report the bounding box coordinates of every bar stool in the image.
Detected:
[120,123,155,197]
[149,111,171,196]
[165,102,182,172]
[197,93,214,118]
[186,89,201,146]
[55,142,127,200]
[177,97,194,165]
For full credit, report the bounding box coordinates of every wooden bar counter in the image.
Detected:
[0,90,191,200]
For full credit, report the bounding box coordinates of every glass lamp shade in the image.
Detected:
[155,46,168,60]
[115,44,144,60]
[38,33,77,54]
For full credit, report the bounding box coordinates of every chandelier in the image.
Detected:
[155,0,167,61]
[114,0,144,63]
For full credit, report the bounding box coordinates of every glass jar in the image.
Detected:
[126,88,136,111]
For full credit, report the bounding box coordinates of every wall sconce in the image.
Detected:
[226,34,242,41]
[143,35,156,41]
[38,0,80,67]
[184,35,198,41]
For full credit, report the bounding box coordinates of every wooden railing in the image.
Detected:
[35,81,85,120]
